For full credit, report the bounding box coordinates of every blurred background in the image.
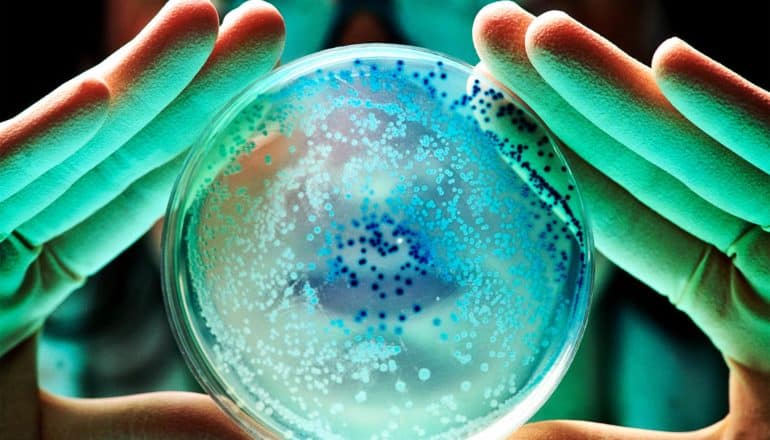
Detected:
[2,0,768,433]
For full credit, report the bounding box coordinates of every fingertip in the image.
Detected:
[651,35,770,177]
[0,76,111,148]
[55,76,112,137]
[208,0,286,77]
[71,76,112,114]
[525,10,582,59]
[146,0,220,47]
[161,0,220,35]
[525,11,596,86]
[0,74,113,206]
[220,0,286,49]
[95,0,220,92]
[652,35,770,109]
[525,10,651,94]
[473,1,534,50]
[472,1,535,83]
[651,36,698,81]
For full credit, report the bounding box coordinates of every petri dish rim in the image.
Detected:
[162,43,594,440]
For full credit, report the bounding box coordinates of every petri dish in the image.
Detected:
[163,44,593,439]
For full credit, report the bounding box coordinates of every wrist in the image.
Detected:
[722,358,770,439]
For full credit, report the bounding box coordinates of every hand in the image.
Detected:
[0,0,284,437]
[472,1,770,438]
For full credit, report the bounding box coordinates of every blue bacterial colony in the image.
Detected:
[170,45,591,440]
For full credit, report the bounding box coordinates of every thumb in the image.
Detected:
[508,419,723,440]
[40,390,250,440]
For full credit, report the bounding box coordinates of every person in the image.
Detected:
[1,0,768,438]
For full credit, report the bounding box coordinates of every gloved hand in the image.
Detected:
[473,1,770,438]
[0,0,283,437]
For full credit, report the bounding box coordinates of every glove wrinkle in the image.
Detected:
[0,232,84,358]
[726,264,770,372]
[673,244,715,309]
[726,224,770,301]
[726,223,762,259]
[676,244,770,372]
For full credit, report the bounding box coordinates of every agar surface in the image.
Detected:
[181,50,589,439]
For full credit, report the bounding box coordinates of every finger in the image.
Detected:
[524,11,770,227]
[0,77,110,204]
[472,2,748,252]
[47,151,186,277]
[508,419,722,439]
[562,147,770,372]
[0,150,183,353]
[0,0,219,237]
[40,391,249,440]
[18,0,286,246]
[1,152,184,357]
[653,37,770,175]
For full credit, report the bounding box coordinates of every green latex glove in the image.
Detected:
[473,1,770,438]
[0,0,285,360]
